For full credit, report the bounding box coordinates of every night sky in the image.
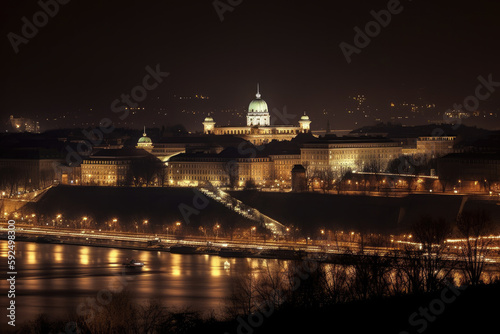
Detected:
[2,0,500,131]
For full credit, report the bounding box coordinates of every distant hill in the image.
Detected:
[350,123,492,142]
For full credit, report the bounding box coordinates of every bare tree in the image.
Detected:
[397,246,425,294]
[225,272,258,317]
[456,210,494,285]
[313,168,336,193]
[254,261,288,310]
[363,159,385,192]
[411,216,454,292]
[322,263,350,304]
[346,253,393,301]
[336,168,352,194]
[156,163,168,187]
[128,156,164,187]
[244,178,257,190]
[0,167,21,195]
[224,160,239,189]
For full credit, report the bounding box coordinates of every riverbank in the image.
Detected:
[3,225,500,269]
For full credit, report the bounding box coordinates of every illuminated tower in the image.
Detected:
[203,115,216,134]
[299,113,311,133]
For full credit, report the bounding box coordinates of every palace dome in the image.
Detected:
[138,134,152,144]
[248,86,268,114]
[137,127,152,146]
[248,98,268,113]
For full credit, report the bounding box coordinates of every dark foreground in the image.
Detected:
[215,284,500,334]
[11,282,500,334]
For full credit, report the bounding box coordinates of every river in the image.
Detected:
[0,241,281,327]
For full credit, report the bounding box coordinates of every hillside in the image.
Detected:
[22,185,253,233]
[229,191,500,234]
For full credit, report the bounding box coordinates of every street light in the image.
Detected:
[251,226,256,242]
[215,224,220,241]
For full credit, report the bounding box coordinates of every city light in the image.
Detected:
[1,2,499,331]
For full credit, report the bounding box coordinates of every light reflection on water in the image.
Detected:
[53,244,63,264]
[25,242,37,265]
[0,241,7,257]
[0,241,283,326]
[79,246,90,265]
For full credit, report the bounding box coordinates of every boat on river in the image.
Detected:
[122,259,145,268]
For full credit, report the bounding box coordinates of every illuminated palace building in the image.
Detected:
[301,137,402,173]
[163,87,405,188]
[202,85,311,145]
[168,148,273,187]
[81,148,157,186]
[167,136,402,188]
[75,86,409,189]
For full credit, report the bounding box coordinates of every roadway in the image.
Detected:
[2,224,500,265]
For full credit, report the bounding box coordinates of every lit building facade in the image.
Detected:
[269,153,301,183]
[167,156,273,187]
[168,149,273,187]
[301,137,402,173]
[81,148,157,186]
[415,136,455,158]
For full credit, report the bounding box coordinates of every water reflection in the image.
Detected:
[0,241,7,257]
[53,244,63,264]
[171,253,181,276]
[0,241,287,326]
[108,249,119,266]
[79,246,89,265]
[210,256,221,277]
[26,242,37,265]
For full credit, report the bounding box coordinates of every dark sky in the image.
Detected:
[2,0,500,131]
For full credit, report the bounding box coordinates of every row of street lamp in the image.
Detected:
[6,212,366,246]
